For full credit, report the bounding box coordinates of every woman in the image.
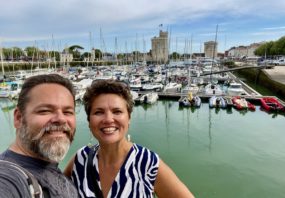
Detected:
[65,79,194,198]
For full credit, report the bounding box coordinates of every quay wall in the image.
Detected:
[235,68,285,100]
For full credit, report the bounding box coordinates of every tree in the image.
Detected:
[255,43,268,56]
[117,53,125,60]
[170,52,180,60]
[94,49,102,60]
[25,46,39,58]
[273,36,285,55]
[81,52,91,60]
[255,36,285,56]
[68,45,84,51]
[2,48,12,60]
[49,51,60,61]
[68,45,84,60]
[12,47,25,60]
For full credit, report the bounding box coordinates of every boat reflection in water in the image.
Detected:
[1,99,285,198]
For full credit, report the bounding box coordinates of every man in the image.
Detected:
[0,74,79,198]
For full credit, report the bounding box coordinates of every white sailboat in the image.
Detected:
[205,24,222,96]
[139,92,159,104]
[163,82,182,93]
[181,60,200,95]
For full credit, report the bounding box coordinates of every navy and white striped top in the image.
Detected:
[72,143,159,198]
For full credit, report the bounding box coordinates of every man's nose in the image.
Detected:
[50,111,67,124]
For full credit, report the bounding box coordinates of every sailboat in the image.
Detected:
[181,35,200,95]
[204,24,223,96]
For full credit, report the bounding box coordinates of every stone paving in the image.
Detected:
[263,66,285,85]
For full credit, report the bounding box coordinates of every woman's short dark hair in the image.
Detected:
[17,74,75,113]
[83,79,134,121]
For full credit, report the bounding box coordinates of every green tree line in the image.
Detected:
[255,36,285,57]
[0,45,104,61]
[1,45,152,63]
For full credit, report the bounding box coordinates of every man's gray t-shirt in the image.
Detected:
[0,160,32,198]
[0,150,79,198]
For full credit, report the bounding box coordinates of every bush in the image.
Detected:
[223,61,235,68]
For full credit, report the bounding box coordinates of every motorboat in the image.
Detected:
[192,77,204,85]
[260,97,284,112]
[181,83,200,95]
[139,92,159,104]
[130,90,139,101]
[129,77,142,91]
[209,96,227,108]
[0,81,23,99]
[163,82,182,93]
[232,96,255,111]
[0,86,10,98]
[179,92,201,107]
[204,83,223,95]
[73,82,86,101]
[227,82,246,96]
[142,83,164,92]
[223,96,233,108]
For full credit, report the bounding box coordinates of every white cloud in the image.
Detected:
[1,0,285,51]
[263,27,285,30]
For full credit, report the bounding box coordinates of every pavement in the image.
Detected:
[263,66,285,85]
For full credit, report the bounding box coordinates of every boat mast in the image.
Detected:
[189,34,193,85]
[0,43,4,76]
[51,34,57,69]
[210,24,218,84]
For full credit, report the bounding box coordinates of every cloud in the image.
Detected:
[1,0,285,51]
[263,26,285,30]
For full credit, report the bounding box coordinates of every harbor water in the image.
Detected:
[0,98,285,198]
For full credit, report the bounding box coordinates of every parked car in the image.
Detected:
[257,59,275,69]
[271,59,285,66]
[277,59,285,65]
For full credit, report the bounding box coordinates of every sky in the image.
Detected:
[1,0,285,54]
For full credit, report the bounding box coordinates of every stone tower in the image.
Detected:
[204,41,218,58]
[151,30,169,63]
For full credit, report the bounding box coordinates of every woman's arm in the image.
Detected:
[63,155,75,178]
[154,159,195,198]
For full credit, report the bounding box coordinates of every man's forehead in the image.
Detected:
[26,84,74,106]
[33,103,75,109]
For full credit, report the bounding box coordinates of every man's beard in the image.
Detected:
[18,119,74,162]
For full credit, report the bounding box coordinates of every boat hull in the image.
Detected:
[260,97,284,112]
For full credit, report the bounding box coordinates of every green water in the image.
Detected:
[233,71,285,101]
[1,99,285,198]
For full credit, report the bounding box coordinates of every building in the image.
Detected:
[151,30,168,63]
[227,46,247,58]
[227,42,264,58]
[91,48,96,61]
[204,41,218,58]
[60,48,73,63]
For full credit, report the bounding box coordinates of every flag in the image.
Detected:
[159,24,163,27]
